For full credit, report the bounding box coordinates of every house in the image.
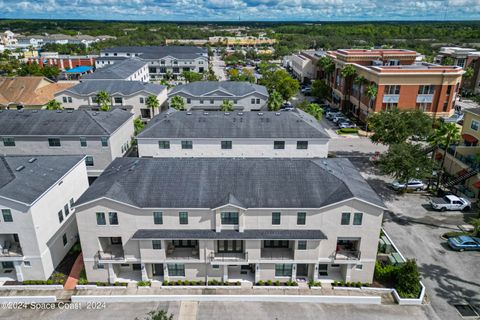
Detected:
[435,47,480,94]
[74,157,385,284]
[55,80,167,120]
[168,81,268,111]
[291,50,326,83]
[0,155,89,281]
[0,109,134,179]
[0,77,75,110]
[81,58,150,82]
[137,110,330,158]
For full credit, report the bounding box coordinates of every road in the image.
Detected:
[211,53,227,81]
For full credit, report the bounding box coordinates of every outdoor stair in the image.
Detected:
[444,168,480,188]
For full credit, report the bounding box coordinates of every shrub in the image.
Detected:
[78,278,88,285]
[266,280,273,286]
[374,261,397,283]
[355,282,362,288]
[138,281,151,287]
[162,280,169,286]
[236,281,240,286]
[46,280,53,285]
[175,280,182,286]
[274,280,280,286]
[338,128,359,134]
[339,281,344,287]
[332,280,338,286]
[362,283,370,287]
[183,280,190,286]
[257,280,265,286]
[395,260,421,298]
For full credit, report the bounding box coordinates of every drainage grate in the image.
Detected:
[454,304,479,318]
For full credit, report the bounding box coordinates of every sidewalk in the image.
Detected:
[64,253,83,290]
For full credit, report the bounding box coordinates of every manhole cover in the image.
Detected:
[454,304,479,318]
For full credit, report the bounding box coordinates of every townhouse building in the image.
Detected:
[55,80,167,120]
[137,110,330,158]
[81,58,150,82]
[74,157,385,284]
[0,155,89,281]
[168,81,268,111]
[322,49,464,121]
[0,109,134,179]
[291,50,325,83]
[435,47,480,94]
[98,46,209,80]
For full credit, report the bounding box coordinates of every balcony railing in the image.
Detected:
[166,247,200,260]
[260,248,294,260]
[210,252,248,262]
[334,250,361,260]
[0,243,23,258]
[97,245,124,261]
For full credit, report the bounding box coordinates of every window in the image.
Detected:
[274,141,285,149]
[140,97,144,104]
[168,264,185,277]
[384,85,400,95]
[383,103,398,111]
[356,264,363,270]
[173,67,179,74]
[187,98,191,104]
[160,60,165,65]
[416,103,431,112]
[101,137,109,147]
[2,137,15,147]
[200,100,204,104]
[153,212,163,224]
[272,212,281,225]
[58,210,64,223]
[152,240,162,250]
[221,212,239,225]
[212,265,219,269]
[353,212,363,225]
[158,141,170,149]
[62,97,67,103]
[297,241,307,250]
[68,97,72,103]
[92,96,98,103]
[217,240,243,252]
[221,141,232,149]
[24,261,31,267]
[64,204,70,217]
[297,212,306,225]
[111,237,122,244]
[114,97,122,104]
[80,137,87,147]
[96,212,106,225]
[318,264,328,276]
[251,98,256,104]
[62,233,68,246]
[418,85,435,95]
[471,120,479,131]
[297,141,308,149]
[48,138,61,147]
[85,156,94,166]
[70,198,74,207]
[2,209,12,222]
[210,99,214,104]
[179,212,188,224]
[264,240,289,248]
[2,262,14,269]
[181,141,193,149]
[341,212,351,225]
[256,98,260,104]
[109,212,118,225]
[275,264,292,277]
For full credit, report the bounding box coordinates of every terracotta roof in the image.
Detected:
[0,77,75,107]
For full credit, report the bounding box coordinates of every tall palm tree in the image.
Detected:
[307,103,323,120]
[45,99,63,110]
[96,91,111,111]
[146,95,160,118]
[317,57,335,86]
[353,75,366,117]
[340,64,357,113]
[267,90,283,111]
[365,83,378,132]
[169,96,185,111]
[220,100,234,112]
[435,122,461,191]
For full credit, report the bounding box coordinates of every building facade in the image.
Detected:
[81,58,150,82]
[291,50,325,83]
[0,155,88,281]
[27,52,98,71]
[435,47,480,94]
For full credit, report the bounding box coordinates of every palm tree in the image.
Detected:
[45,99,63,110]
[220,99,234,112]
[96,91,111,111]
[169,96,185,111]
[353,76,366,116]
[146,95,160,118]
[340,64,357,113]
[307,103,323,120]
[365,83,378,132]
[317,56,335,85]
[434,122,461,191]
[268,90,283,111]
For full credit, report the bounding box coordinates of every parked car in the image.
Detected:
[390,179,426,191]
[430,195,471,212]
[338,121,357,129]
[333,115,348,124]
[447,235,480,251]
[326,111,342,120]
[280,102,294,111]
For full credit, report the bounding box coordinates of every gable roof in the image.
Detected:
[0,155,84,205]
[169,81,268,98]
[0,109,133,136]
[82,58,147,80]
[102,46,208,60]
[137,109,329,139]
[75,158,385,210]
[58,80,165,97]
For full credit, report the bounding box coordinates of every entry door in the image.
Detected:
[153,264,164,276]
[297,264,309,277]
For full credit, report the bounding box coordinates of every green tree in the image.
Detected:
[311,79,329,100]
[434,122,461,191]
[353,76,366,114]
[395,260,421,299]
[146,95,160,117]
[260,69,299,100]
[268,90,283,111]
[340,64,357,112]
[441,57,455,66]
[366,83,378,109]
[220,99,234,112]
[306,103,323,120]
[96,91,111,111]
[464,66,475,79]
[45,99,63,110]
[133,118,144,135]
[169,95,185,111]
[182,71,204,83]
[317,56,335,84]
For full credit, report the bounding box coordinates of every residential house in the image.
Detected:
[81,58,150,82]
[435,47,480,94]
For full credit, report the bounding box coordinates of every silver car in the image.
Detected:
[390,179,426,191]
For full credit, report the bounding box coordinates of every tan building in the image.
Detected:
[291,50,325,83]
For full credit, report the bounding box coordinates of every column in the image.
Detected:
[141,263,149,281]
[313,264,319,281]
[291,263,297,282]
[163,264,169,281]
[14,261,24,282]
[254,264,261,283]
[223,265,228,282]
[239,210,245,232]
[345,264,353,282]
[215,210,221,232]
[107,263,116,283]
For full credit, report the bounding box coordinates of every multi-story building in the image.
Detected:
[82,58,149,82]
[168,81,268,111]
[0,109,134,179]
[74,157,385,284]
[137,110,330,158]
[98,46,209,80]
[323,49,464,121]
[55,80,167,120]
[27,52,98,71]
[291,50,326,83]
[0,155,89,281]
[435,47,480,94]
[16,34,115,49]
[0,31,17,47]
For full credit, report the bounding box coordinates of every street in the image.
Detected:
[211,53,227,81]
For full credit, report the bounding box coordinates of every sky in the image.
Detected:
[0,0,479,21]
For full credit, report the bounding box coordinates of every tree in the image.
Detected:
[136,310,173,320]
[306,103,323,120]
[146,95,160,117]
[340,64,357,113]
[277,76,300,101]
[366,83,378,109]
[220,99,234,112]
[317,56,335,84]
[353,76,366,115]
[169,95,185,111]
[182,71,203,83]
[268,90,283,111]
[434,122,461,191]
[133,118,144,135]
[311,79,329,100]
[259,69,299,100]
[464,66,475,79]
[394,260,421,299]
[441,56,455,66]
[45,99,63,110]
[96,91,111,111]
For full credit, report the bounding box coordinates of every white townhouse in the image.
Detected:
[82,57,150,82]
[0,109,134,179]
[98,46,209,80]
[137,110,330,158]
[0,155,89,281]
[74,157,386,285]
[168,81,269,111]
[55,80,168,120]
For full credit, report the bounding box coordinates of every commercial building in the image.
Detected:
[291,50,326,83]
[81,58,149,82]
[16,34,115,49]
[435,47,480,94]
[74,157,385,284]
[27,52,98,71]
[137,110,330,158]
[0,155,88,281]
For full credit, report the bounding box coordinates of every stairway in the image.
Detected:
[444,168,480,188]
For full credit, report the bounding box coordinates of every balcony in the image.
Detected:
[335,239,361,261]
[165,241,200,260]
[210,252,248,263]
[0,242,22,258]
[260,248,294,260]
[97,244,124,261]
[334,250,361,260]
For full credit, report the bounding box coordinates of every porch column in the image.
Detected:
[345,264,353,282]
[141,263,149,281]
[14,261,24,282]
[163,264,169,281]
[223,265,228,282]
[215,210,221,232]
[107,263,116,283]
[254,264,261,283]
[313,264,319,281]
[239,209,245,232]
[291,263,297,282]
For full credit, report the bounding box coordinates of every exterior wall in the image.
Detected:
[138,138,329,158]
[169,93,268,111]
[84,64,150,82]
[28,56,96,71]
[291,54,316,83]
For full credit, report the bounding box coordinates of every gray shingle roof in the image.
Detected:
[76,158,385,209]
[465,107,480,116]
[82,58,147,80]
[137,110,329,139]
[132,229,327,240]
[169,81,268,98]
[59,80,166,97]
[0,155,84,205]
[0,109,133,136]
[102,46,208,60]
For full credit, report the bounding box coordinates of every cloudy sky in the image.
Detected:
[0,0,479,21]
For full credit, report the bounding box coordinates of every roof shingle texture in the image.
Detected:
[82,58,147,80]
[169,81,268,97]
[62,80,165,96]
[102,46,208,60]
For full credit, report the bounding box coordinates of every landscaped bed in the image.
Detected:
[256,280,298,286]
[162,280,240,286]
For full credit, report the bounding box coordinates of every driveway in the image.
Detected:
[211,53,227,81]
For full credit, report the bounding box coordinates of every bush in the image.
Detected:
[374,261,397,283]
[183,280,190,286]
[266,280,273,286]
[355,282,362,288]
[257,280,265,286]
[138,281,151,287]
[332,280,338,286]
[395,260,421,298]
[339,281,344,287]
[308,281,321,288]
[338,128,359,134]
[274,280,280,286]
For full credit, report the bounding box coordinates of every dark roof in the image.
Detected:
[465,107,480,116]
[82,58,147,80]
[76,158,385,209]
[0,109,133,136]
[137,110,329,139]
[132,229,327,240]
[102,46,208,60]
[169,81,268,98]
[59,80,165,96]
[96,56,128,61]
[0,155,84,205]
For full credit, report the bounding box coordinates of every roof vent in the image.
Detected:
[67,110,73,113]
[15,165,25,172]
[186,112,192,115]
[238,112,244,116]
[258,112,264,116]
[203,112,209,115]
[275,112,281,116]
[224,112,230,115]
[56,110,62,113]
[32,110,38,113]
[28,157,37,163]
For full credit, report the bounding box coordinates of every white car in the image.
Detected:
[390,179,426,191]
[333,116,348,124]
[430,195,471,212]
[338,121,357,129]
[326,111,342,120]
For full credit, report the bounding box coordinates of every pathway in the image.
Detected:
[64,253,83,290]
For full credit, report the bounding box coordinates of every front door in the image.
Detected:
[297,264,308,277]
[153,264,164,276]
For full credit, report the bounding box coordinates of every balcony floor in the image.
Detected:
[166,248,200,260]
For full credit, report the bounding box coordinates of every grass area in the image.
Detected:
[336,128,359,135]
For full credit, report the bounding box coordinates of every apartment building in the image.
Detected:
[98,46,209,80]
[137,110,330,158]
[168,81,268,111]
[27,52,97,71]
[74,157,385,284]
[435,47,480,94]
[291,50,325,83]
[0,155,89,281]
[323,49,464,121]
[0,109,134,178]
[55,80,167,120]
[82,58,149,82]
